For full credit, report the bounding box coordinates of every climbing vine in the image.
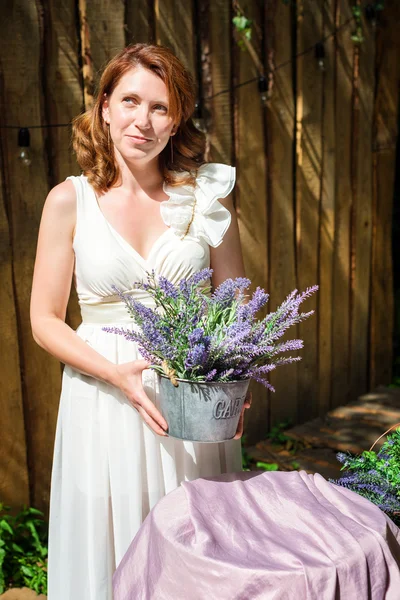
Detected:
[232,1,386,48]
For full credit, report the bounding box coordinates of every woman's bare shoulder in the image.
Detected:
[42,179,77,240]
[45,179,76,211]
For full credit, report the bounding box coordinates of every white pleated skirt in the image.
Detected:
[47,318,242,600]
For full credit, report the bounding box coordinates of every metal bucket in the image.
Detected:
[157,373,251,443]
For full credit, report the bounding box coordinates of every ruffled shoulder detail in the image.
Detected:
[160,163,236,248]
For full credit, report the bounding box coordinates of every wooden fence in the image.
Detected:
[0,0,399,514]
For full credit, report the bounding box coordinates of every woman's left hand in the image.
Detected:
[233,391,252,440]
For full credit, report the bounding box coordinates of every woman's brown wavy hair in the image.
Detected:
[71,43,207,194]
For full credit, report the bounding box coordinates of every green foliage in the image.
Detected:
[232,14,252,50]
[255,461,279,471]
[233,2,386,51]
[265,420,311,455]
[331,428,400,526]
[241,435,280,472]
[0,503,48,595]
[351,5,365,44]
[338,432,400,486]
[351,2,385,44]
[266,420,293,445]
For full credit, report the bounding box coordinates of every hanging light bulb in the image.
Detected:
[193,102,207,133]
[18,128,32,166]
[258,75,269,106]
[365,4,377,28]
[315,42,326,72]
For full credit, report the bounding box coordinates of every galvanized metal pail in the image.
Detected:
[157,373,251,443]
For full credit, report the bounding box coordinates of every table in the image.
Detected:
[113,470,400,599]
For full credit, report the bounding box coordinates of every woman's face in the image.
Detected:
[102,66,176,167]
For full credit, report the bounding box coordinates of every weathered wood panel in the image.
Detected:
[331,0,353,408]
[234,0,269,442]
[79,0,126,107]
[126,0,155,45]
[370,0,400,387]
[154,0,196,74]
[0,0,64,512]
[0,133,29,509]
[265,0,298,427]
[350,8,375,399]
[318,0,336,415]
[208,0,233,165]
[295,0,322,422]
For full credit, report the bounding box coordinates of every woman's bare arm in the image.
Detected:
[30,181,119,386]
[210,194,247,287]
[30,181,169,434]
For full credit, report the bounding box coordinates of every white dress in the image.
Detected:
[47,163,243,600]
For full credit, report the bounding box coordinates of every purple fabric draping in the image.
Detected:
[113,470,400,599]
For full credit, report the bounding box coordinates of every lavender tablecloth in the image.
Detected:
[113,470,400,599]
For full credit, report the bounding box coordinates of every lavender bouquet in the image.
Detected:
[104,268,318,389]
[104,269,317,441]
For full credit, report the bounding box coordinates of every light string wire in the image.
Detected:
[0,7,374,131]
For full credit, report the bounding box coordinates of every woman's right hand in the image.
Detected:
[112,360,169,436]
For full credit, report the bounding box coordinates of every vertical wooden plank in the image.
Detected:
[370,0,400,387]
[42,1,83,185]
[265,1,298,426]
[154,0,196,75]
[350,6,375,399]
[41,0,83,333]
[196,0,212,161]
[295,0,323,422]
[80,0,126,103]
[208,0,233,164]
[331,0,353,408]
[0,131,29,509]
[318,0,336,415]
[0,0,64,512]
[126,0,155,44]
[234,0,269,442]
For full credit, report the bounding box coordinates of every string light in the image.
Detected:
[0,6,375,138]
[315,42,326,72]
[17,128,32,167]
[192,101,207,133]
[258,75,269,106]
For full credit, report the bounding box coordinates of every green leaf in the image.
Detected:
[25,508,44,517]
[256,461,279,471]
[0,521,13,535]
[232,15,252,36]
[21,565,35,577]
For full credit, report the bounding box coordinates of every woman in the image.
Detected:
[30,43,250,599]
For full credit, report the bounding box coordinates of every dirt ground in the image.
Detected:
[0,589,46,600]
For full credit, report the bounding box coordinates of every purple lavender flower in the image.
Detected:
[237,287,269,320]
[205,369,218,381]
[158,276,179,299]
[188,328,205,345]
[185,343,208,370]
[188,268,213,287]
[212,277,251,308]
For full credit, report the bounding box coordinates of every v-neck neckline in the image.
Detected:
[86,177,172,266]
